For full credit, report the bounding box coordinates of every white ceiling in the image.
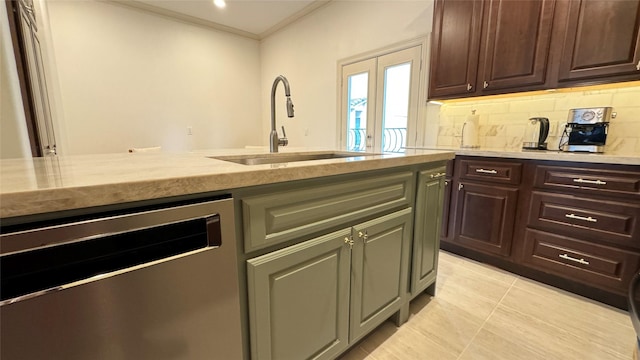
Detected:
[131,0,323,38]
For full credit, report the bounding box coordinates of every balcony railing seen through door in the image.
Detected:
[347,128,406,153]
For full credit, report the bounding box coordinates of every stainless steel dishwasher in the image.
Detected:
[1,196,243,360]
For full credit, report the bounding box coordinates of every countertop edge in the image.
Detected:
[405,147,640,166]
[0,152,454,219]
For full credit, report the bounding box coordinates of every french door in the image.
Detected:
[340,45,422,153]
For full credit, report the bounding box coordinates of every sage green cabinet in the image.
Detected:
[246,208,412,360]
[247,229,351,360]
[411,166,447,297]
[350,208,413,342]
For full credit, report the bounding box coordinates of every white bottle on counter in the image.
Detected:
[461,110,480,148]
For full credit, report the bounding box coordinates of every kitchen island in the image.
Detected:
[0,148,454,360]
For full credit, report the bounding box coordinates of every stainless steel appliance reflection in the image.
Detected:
[0,197,243,360]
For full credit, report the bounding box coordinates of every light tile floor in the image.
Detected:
[339,250,636,360]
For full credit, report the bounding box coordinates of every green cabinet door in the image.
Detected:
[411,166,446,297]
[349,208,413,342]
[247,229,351,360]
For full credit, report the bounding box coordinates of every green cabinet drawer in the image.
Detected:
[241,171,414,252]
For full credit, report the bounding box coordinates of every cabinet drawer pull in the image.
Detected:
[559,253,590,265]
[467,83,473,91]
[636,60,640,71]
[475,168,498,174]
[573,178,606,185]
[430,172,446,179]
[565,213,597,223]
[483,81,489,89]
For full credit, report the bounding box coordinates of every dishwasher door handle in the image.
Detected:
[1,198,233,255]
[206,214,222,247]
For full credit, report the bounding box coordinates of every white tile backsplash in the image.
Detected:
[436,82,640,155]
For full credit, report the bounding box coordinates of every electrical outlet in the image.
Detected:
[187,126,193,135]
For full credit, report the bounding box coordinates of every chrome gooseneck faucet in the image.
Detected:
[270,75,294,153]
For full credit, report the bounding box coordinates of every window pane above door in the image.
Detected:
[381,63,411,153]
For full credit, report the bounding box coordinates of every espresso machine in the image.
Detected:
[561,107,614,153]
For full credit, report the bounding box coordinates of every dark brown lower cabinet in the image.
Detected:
[441,156,640,309]
[451,181,519,256]
[522,228,640,293]
[527,191,640,250]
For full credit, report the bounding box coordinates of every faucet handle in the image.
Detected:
[279,126,288,147]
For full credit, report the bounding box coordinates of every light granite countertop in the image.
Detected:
[0,148,454,218]
[406,146,640,166]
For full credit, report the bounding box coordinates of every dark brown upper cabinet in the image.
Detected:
[478,0,556,93]
[429,0,556,99]
[555,0,640,85]
[428,0,640,100]
[429,0,484,98]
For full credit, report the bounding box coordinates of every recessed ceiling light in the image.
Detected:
[213,0,226,8]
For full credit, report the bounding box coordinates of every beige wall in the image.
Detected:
[436,82,640,155]
[45,1,262,155]
[260,1,435,148]
[12,1,639,156]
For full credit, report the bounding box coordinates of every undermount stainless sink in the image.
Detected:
[210,152,377,165]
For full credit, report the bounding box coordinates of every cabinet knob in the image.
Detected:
[358,231,368,241]
[466,83,473,91]
[483,81,489,89]
[458,183,464,191]
[344,236,354,248]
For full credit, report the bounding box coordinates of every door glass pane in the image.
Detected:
[381,63,410,153]
[346,73,368,152]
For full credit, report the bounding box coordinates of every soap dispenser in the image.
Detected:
[461,110,480,148]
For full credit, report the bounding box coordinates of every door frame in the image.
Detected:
[5,0,41,156]
[336,37,429,151]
